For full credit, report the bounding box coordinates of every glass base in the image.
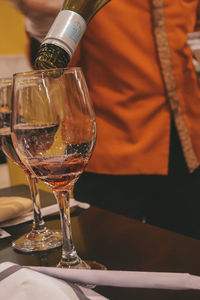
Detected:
[12,228,62,253]
[57,257,106,270]
[57,257,106,289]
[57,256,90,269]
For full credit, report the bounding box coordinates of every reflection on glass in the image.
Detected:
[0,77,62,253]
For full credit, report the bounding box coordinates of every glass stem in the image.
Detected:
[26,174,46,232]
[53,190,79,264]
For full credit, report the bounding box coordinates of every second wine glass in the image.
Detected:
[11,68,98,268]
[0,77,62,253]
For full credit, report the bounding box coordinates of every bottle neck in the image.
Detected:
[35,43,70,69]
[41,10,87,60]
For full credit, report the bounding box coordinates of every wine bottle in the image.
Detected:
[34,0,111,69]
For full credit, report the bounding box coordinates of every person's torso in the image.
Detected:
[74,0,200,174]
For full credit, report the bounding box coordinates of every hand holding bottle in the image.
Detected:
[34,0,111,69]
[7,0,63,18]
[5,0,64,42]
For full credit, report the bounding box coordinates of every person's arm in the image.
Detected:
[6,0,82,67]
[5,0,64,67]
[7,0,64,42]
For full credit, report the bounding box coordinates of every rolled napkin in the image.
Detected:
[0,262,108,300]
[1,261,200,297]
[30,266,200,291]
[0,196,32,223]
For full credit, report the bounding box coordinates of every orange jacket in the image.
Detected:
[69,0,200,175]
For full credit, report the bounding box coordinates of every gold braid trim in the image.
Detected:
[152,0,199,172]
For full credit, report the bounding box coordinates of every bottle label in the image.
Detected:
[42,10,87,58]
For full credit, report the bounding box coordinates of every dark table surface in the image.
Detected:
[0,185,200,300]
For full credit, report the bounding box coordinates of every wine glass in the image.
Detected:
[11,68,98,269]
[0,77,62,253]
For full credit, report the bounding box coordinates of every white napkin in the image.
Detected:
[0,196,32,223]
[29,265,200,291]
[187,32,200,72]
[0,198,90,228]
[1,261,200,295]
[0,262,108,300]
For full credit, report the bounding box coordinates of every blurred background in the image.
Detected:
[0,0,30,77]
